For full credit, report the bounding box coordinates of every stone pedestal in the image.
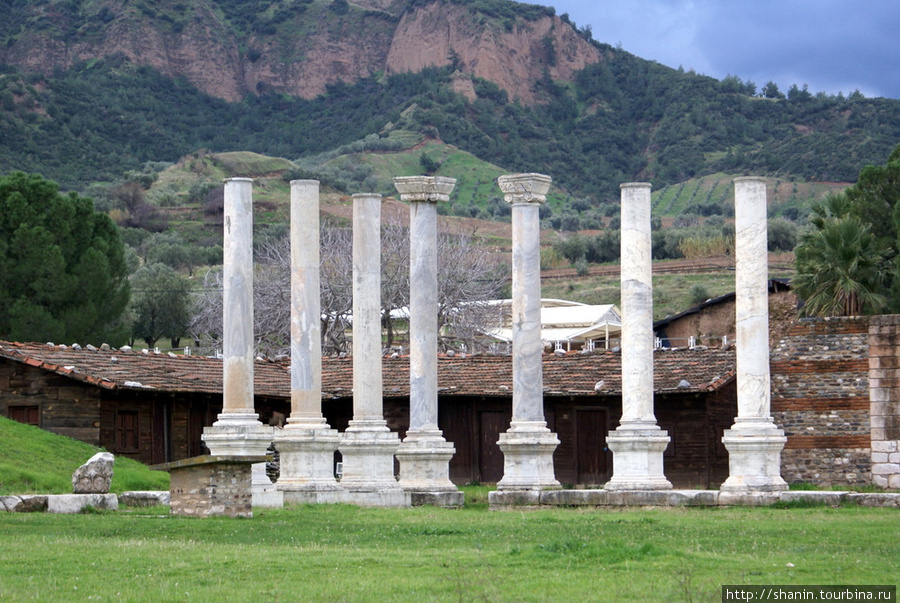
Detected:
[275,179,343,504]
[276,428,344,504]
[721,177,787,492]
[393,176,463,506]
[157,455,269,518]
[338,192,408,507]
[606,183,672,491]
[492,173,560,494]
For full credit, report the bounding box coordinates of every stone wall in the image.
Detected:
[867,315,900,488]
[770,317,871,487]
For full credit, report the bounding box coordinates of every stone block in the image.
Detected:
[335,489,411,508]
[872,463,900,475]
[47,494,118,514]
[779,491,848,506]
[540,489,608,506]
[0,495,48,512]
[872,452,890,463]
[871,440,898,453]
[488,490,542,508]
[847,493,900,508]
[118,491,170,507]
[717,492,781,507]
[410,491,465,508]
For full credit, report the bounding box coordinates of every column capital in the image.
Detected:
[620,182,651,191]
[393,176,456,203]
[223,177,254,184]
[498,173,552,205]
[733,176,767,185]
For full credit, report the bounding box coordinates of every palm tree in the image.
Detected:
[793,211,891,317]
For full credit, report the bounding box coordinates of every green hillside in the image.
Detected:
[0,416,169,495]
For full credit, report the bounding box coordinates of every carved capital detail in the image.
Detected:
[393,176,457,203]
[498,173,552,205]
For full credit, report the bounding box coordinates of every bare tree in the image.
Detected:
[189,217,509,357]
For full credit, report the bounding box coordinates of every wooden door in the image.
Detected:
[478,410,508,484]
[576,408,608,485]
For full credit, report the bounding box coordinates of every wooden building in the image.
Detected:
[1,341,736,488]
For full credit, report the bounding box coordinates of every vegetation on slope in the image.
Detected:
[0,416,169,495]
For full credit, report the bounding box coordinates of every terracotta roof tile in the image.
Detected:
[0,341,735,399]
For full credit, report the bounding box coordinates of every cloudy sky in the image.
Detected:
[548,0,900,99]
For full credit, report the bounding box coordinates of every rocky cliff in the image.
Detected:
[0,0,602,104]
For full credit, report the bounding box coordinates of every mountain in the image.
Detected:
[1,0,899,206]
[0,0,596,104]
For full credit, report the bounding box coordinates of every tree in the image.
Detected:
[793,210,890,317]
[130,263,193,349]
[0,172,130,345]
[190,219,508,356]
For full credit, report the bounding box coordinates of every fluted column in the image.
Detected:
[721,177,787,493]
[605,183,672,490]
[275,180,342,504]
[393,176,463,506]
[493,173,560,492]
[202,178,273,458]
[338,192,408,507]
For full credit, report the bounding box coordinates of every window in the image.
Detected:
[9,405,40,426]
[115,410,140,452]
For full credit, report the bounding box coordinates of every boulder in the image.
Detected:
[72,452,115,494]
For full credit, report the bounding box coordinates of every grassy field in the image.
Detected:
[0,500,896,602]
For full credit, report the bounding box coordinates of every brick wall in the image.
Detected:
[770,317,871,486]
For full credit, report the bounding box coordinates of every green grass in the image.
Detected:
[0,502,896,601]
[0,416,169,495]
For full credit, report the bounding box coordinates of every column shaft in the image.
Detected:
[352,193,384,423]
[290,179,323,422]
[222,177,256,417]
[735,177,772,421]
[620,183,655,424]
[203,177,273,460]
[510,201,544,422]
[720,176,787,493]
[605,182,672,491]
[409,200,439,432]
[491,173,560,494]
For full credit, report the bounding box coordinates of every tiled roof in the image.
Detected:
[0,341,735,399]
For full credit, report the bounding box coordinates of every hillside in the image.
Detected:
[0,416,169,495]
[1,0,898,210]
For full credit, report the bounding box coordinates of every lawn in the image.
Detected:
[0,499,896,602]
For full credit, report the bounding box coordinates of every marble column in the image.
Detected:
[274,180,342,504]
[338,192,409,507]
[393,176,464,507]
[605,183,672,490]
[202,178,273,458]
[721,177,788,493]
[493,173,560,491]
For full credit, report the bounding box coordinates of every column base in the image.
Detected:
[496,421,561,491]
[396,430,460,494]
[720,422,788,492]
[338,420,408,507]
[202,414,273,457]
[274,423,343,504]
[252,462,284,508]
[605,425,672,491]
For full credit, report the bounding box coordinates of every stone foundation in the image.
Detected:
[491,488,900,509]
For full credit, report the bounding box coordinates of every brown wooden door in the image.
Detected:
[479,410,508,484]
[576,408,608,485]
